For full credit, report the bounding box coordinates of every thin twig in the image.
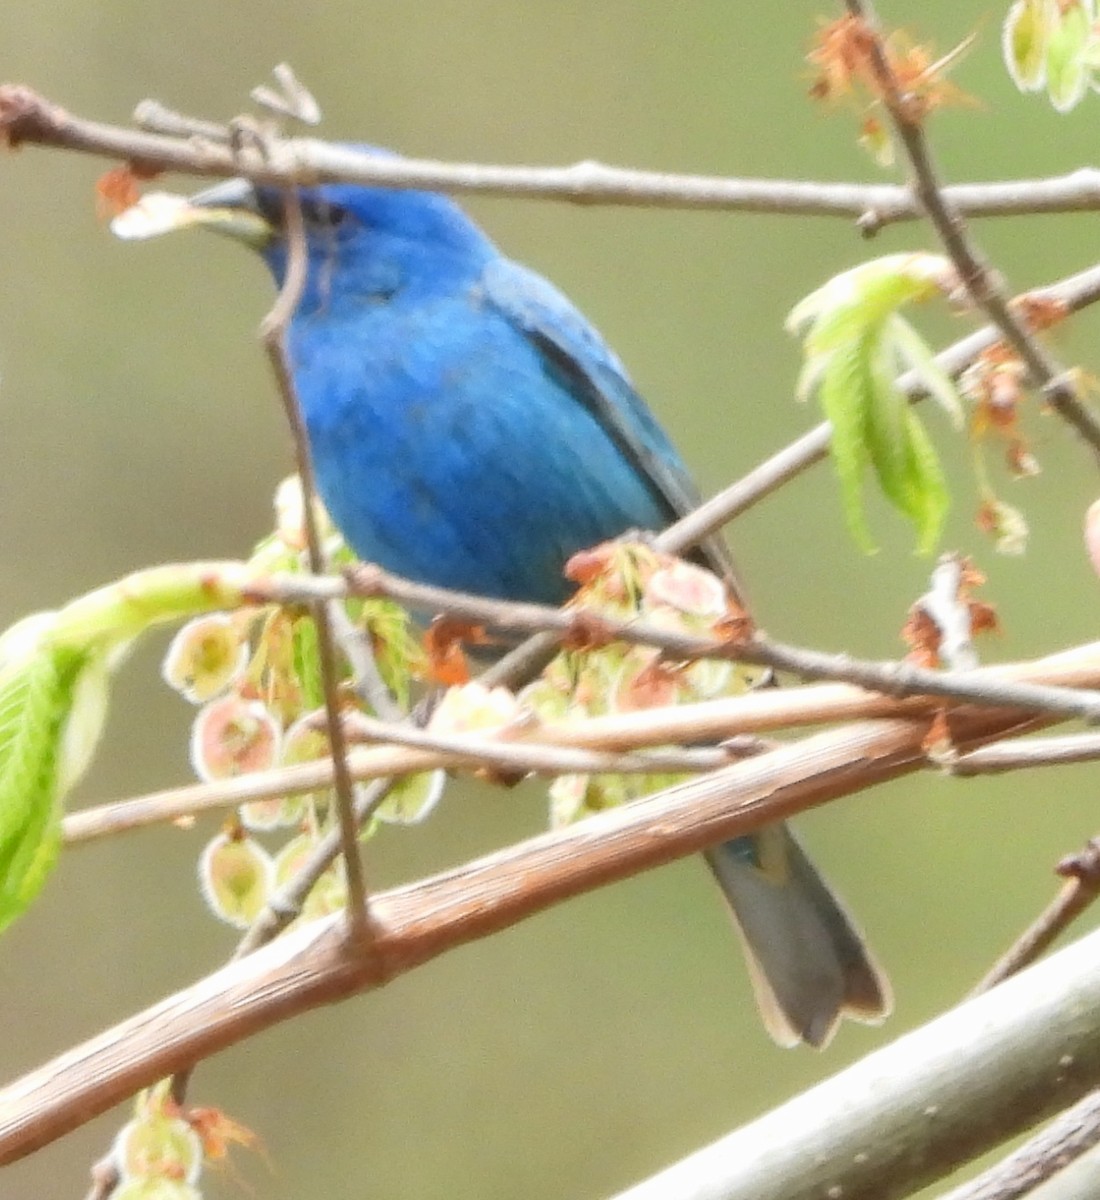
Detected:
[258,184,369,939]
[61,639,1100,847]
[972,839,1100,995]
[844,1,1100,462]
[250,563,1100,725]
[62,741,737,847]
[326,601,404,722]
[233,720,760,958]
[951,732,1100,775]
[131,99,229,142]
[80,147,390,1200]
[235,778,395,955]
[10,83,1100,226]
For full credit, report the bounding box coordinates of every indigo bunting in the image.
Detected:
[116,156,890,1047]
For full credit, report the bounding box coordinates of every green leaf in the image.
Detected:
[901,408,950,554]
[887,314,964,427]
[359,599,424,710]
[863,336,911,511]
[789,256,959,554]
[818,335,876,552]
[292,616,324,713]
[0,627,88,933]
[787,254,953,348]
[0,562,258,934]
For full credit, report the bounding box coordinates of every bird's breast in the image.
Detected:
[287,295,669,603]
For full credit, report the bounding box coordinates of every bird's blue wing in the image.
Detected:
[480,256,742,590]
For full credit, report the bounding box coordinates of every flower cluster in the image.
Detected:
[520,542,754,828]
[162,477,429,930]
[108,1081,255,1200]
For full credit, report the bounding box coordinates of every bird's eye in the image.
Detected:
[300,197,352,231]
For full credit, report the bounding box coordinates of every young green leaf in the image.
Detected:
[901,408,951,554]
[788,255,960,553]
[786,253,954,346]
[887,314,964,427]
[0,562,256,933]
[0,618,88,932]
[817,334,877,551]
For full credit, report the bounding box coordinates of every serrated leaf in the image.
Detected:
[0,563,263,934]
[818,336,876,552]
[1003,0,1052,91]
[359,599,423,709]
[864,337,911,511]
[0,639,87,932]
[865,338,949,548]
[901,408,950,553]
[887,314,964,427]
[791,256,957,555]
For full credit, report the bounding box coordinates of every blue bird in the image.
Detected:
[128,156,891,1047]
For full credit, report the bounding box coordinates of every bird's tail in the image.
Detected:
[704,824,891,1048]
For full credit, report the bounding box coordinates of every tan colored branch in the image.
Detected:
[62,639,1100,846]
[0,699,1044,1166]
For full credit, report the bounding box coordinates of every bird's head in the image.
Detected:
[112,148,497,312]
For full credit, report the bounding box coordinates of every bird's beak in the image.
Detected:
[111,178,275,248]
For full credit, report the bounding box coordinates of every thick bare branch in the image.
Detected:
[608,927,1100,1200]
[0,700,1047,1164]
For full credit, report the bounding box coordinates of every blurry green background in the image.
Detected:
[4,3,1100,1197]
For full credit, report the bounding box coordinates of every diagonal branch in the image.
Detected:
[254,564,1100,724]
[607,926,1100,1200]
[60,637,1100,846]
[0,700,1052,1165]
[843,1,1100,460]
[972,838,1100,996]
[932,1088,1100,1200]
